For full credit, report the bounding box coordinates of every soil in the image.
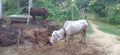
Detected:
[0,20,120,55]
[0,19,61,46]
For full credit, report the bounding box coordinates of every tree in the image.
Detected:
[90,0,107,17]
[76,0,90,18]
[19,0,28,7]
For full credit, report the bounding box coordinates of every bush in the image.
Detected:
[96,5,120,26]
[117,25,120,28]
[115,15,120,25]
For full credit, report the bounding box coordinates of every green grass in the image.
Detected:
[96,22,120,40]
[87,23,94,34]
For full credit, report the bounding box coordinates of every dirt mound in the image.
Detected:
[0,26,20,46]
[0,19,61,46]
[0,19,6,24]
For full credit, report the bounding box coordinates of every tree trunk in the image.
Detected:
[72,5,74,21]
[81,8,85,18]
[0,0,2,19]
[27,0,32,25]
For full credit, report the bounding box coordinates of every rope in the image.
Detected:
[63,27,66,37]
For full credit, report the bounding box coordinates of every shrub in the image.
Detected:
[117,25,120,28]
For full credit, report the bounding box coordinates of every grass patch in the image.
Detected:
[117,37,120,41]
[96,22,120,37]
[87,23,94,34]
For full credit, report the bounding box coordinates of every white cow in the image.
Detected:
[50,20,88,44]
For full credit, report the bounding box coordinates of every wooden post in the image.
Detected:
[27,0,32,25]
[72,6,74,21]
[72,0,74,21]
[0,0,2,19]
[17,0,20,8]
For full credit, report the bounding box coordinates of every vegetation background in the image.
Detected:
[2,0,120,27]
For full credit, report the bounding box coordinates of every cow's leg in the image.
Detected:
[69,35,74,45]
[82,26,87,44]
[64,35,69,46]
[68,36,71,46]
[80,33,84,43]
[79,30,84,43]
[34,16,36,21]
[32,16,36,24]
[83,29,87,44]
[83,32,86,44]
[64,36,67,46]
[79,29,86,44]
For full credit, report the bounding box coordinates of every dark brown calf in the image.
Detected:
[21,7,48,23]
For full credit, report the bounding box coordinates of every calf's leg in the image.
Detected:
[31,16,36,24]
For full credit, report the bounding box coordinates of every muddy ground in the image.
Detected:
[1,19,119,55]
[0,19,61,46]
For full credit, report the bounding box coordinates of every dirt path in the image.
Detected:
[87,21,120,55]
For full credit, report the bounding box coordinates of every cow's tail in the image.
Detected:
[86,20,89,26]
[84,20,89,30]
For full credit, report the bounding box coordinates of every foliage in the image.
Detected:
[100,4,120,25]
[88,0,120,27]
[76,0,90,10]
[3,0,80,21]
[89,0,107,17]
[2,0,120,27]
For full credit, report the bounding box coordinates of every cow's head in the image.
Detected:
[50,31,57,44]
[50,31,63,44]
